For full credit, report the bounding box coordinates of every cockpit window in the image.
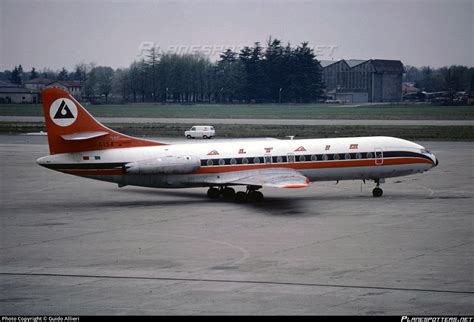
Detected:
[420,149,431,154]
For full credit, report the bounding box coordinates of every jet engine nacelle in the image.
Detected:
[125,155,200,174]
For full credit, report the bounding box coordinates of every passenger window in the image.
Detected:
[206,159,213,166]
[366,152,373,159]
[276,156,283,163]
[299,155,306,162]
[311,155,317,161]
[230,158,237,165]
[219,159,226,165]
[253,157,261,164]
[333,154,340,160]
[264,155,272,163]
[242,158,249,164]
[356,153,362,159]
[322,154,328,161]
[345,153,351,160]
[287,155,295,163]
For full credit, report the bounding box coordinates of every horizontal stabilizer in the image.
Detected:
[61,131,109,141]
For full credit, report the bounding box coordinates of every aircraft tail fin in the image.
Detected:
[41,87,165,154]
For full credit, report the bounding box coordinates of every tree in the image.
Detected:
[29,67,38,80]
[40,68,57,80]
[238,43,269,102]
[93,66,114,103]
[264,37,286,102]
[440,65,471,92]
[404,65,422,83]
[58,67,68,81]
[215,49,246,102]
[146,47,160,102]
[73,63,88,83]
[111,68,131,102]
[289,42,324,102]
[84,64,97,100]
[10,65,23,84]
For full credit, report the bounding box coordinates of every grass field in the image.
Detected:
[1,103,473,120]
[2,121,473,141]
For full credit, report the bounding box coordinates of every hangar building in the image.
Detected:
[321,59,404,103]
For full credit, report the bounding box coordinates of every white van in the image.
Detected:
[185,125,215,139]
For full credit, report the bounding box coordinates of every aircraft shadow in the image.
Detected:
[114,187,311,217]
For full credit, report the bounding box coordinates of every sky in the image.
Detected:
[0,0,472,72]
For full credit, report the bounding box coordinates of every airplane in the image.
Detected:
[37,87,439,202]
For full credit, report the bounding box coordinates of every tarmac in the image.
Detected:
[0,135,473,315]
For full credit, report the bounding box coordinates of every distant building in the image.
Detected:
[321,59,405,103]
[0,84,40,103]
[0,80,20,88]
[0,79,83,103]
[24,78,54,91]
[46,80,83,100]
[402,82,420,94]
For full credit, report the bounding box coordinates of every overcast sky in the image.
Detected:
[1,0,472,71]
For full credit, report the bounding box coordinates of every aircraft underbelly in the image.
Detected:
[79,163,431,188]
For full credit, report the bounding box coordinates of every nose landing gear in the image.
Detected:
[372,179,384,197]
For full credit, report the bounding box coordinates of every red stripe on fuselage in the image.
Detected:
[57,157,432,176]
[193,157,433,174]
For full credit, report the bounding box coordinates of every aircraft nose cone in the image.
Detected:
[36,156,49,167]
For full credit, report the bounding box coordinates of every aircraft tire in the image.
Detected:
[372,187,383,197]
[248,190,264,202]
[207,187,220,199]
[235,191,247,203]
[222,187,236,200]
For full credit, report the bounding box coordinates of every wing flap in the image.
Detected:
[205,168,310,189]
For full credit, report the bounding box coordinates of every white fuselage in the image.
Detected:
[37,136,438,188]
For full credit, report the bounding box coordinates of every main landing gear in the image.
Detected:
[207,185,263,203]
[372,179,384,197]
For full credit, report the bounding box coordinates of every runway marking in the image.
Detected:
[416,185,435,196]
[161,233,250,266]
[1,272,473,295]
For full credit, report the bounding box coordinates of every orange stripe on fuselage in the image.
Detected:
[193,157,432,174]
[59,157,432,176]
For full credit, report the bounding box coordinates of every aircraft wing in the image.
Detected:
[204,168,310,188]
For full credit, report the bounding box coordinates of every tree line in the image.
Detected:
[404,65,473,93]
[2,38,473,104]
[1,38,325,103]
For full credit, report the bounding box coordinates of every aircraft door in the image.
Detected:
[375,148,383,165]
[287,153,296,163]
[264,154,272,164]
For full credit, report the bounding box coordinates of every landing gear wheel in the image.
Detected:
[372,187,383,197]
[221,187,236,200]
[207,187,220,199]
[235,191,247,203]
[247,190,264,202]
